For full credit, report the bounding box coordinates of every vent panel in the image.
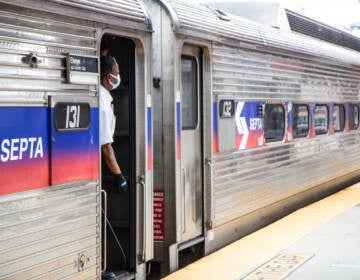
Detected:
[287,10,360,52]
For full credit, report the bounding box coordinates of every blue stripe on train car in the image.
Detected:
[50,107,99,185]
[0,107,50,195]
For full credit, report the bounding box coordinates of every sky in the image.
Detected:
[189,0,360,35]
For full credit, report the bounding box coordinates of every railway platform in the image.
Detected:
[163,183,360,280]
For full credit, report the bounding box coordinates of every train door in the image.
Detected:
[100,35,136,277]
[179,45,203,244]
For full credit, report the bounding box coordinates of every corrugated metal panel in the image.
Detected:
[51,0,147,23]
[168,0,264,46]
[0,0,151,32]
[0,2,97,103]
[0,4,100,279]
[212,136,360,227]
[0,182,100,279]
[160,0,360,230]
[165,0,360,69]
[210,44,360,227]
[212,44,360,102]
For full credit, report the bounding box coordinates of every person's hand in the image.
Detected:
[114,173,128,192]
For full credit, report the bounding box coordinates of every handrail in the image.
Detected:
[101,189,108,272]
[138,175,146,263]
[181,168,187,233]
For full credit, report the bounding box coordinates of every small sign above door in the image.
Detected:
[66,54,98,85]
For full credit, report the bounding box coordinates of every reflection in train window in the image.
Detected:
[292,104,309,138]
[333,104,345,132]
[314,105,328,135]
[181,56,198,129]
[264,104,285,142]
[349,104,359,130]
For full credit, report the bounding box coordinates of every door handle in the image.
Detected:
[206,158,214,229]
[181,167,187,233]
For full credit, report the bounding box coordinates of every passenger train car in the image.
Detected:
[0,0,360,279]
[0,0,153,279]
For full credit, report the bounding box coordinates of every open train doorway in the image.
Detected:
[100,35,136,278]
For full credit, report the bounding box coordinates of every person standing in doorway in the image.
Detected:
[100,55,128,192]
[100,55,128,280]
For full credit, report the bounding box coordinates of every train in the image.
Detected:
[1,0,360,279]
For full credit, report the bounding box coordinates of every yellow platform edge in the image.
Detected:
[163,183,360,280]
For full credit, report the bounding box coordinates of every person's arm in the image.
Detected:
[102,143,127,190]
[101,143,127,192]
[101,143,121,174]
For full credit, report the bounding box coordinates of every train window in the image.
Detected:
[292,104,309,138]
[181,56,198,129]
[264,104,285,142]
[333,104,345,132]
[314,105,328,135]
[349,104,359,130]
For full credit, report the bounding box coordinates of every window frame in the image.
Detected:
[264,103,285,143]
[292,104,309,138]
[314,104,329,136]
[333,104,345,133]
[180,55,199,130]
[349,104,359,130]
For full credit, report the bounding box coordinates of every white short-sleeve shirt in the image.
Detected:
[99,85,116,145]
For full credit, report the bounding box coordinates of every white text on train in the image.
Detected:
[0,137,43,162]
[249,118,262,130]
[66,105,81,128]
[70,57,86,71]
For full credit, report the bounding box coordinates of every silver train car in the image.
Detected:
[0,0,153,279]
[148,0,360,277]
[0,0,360,279]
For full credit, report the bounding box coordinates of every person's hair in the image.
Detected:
[100,55,117,81]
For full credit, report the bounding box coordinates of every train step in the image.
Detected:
[102,271,135,280]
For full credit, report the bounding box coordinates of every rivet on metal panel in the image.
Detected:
[77,253,88,272]
[22,53,42,68]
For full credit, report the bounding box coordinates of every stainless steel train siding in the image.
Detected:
[0,1,151,279]
[211,44,360,229]
[186,0,358,235]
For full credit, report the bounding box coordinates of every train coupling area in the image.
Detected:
[163,183,360,280]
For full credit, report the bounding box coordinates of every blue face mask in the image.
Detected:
[109,73,121,90]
